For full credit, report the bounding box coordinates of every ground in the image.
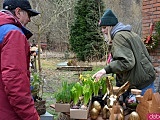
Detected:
[39,52,106,119]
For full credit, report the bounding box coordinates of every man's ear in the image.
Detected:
[14,7,22,19]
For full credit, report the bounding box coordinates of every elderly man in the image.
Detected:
[0,0,40,119]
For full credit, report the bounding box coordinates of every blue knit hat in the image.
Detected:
[99,9,118,26]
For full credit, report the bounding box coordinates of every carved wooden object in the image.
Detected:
[136,89,160,120]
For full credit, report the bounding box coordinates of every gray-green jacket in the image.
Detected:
[104,22,156,89]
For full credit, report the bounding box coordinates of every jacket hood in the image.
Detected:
[0,10,33,39]
[111,22,132,39]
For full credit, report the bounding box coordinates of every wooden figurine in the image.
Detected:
[109,103,124,120]
[136,89,160,120]
[102,77,130,120]
[128,111,140,120]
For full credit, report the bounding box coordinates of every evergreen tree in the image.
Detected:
[69,0,105,61]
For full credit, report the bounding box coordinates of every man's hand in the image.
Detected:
[92,69,106,82]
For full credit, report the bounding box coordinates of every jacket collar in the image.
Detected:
[0,10,33,39]
[111,22,132,39]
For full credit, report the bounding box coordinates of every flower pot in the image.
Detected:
[35,100,46,115]
[70,101,91,119]
[55,103,70,112]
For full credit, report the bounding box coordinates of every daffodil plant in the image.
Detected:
[82,84,92,105]
[71,82,83,105]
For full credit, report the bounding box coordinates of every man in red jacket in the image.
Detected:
[0,0,40,119]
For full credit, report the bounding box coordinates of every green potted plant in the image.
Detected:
[54,81,75,112]
[70,82,83,107]
[70,81,92,120]
[30,72,46,115]
[100,77,107,95]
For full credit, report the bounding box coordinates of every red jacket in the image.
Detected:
[0,10,39,120]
